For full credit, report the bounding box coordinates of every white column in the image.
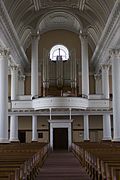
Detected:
[101,64,111,140]
[18,75,25,95]
[110,49,120,141]
[49,122,53,150]
[68,122,72,151]
[94,74,102,94]
[103,114,111,140]
[0,47,9,143]
[32,115,38,141]
[10,65,19,142]
[79,32,89,97]
[101,64,110,99]
[31,33,39,97]
[84,115,89,141]
[10,116,18,142]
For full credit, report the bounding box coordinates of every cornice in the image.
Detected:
[0,1,29,67]
[32,0,86,11]
[91,0,120,72]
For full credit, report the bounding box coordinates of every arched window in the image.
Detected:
[50,44,69,61]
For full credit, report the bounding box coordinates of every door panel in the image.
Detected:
[53,128,68,150]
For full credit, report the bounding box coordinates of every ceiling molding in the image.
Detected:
[78,0,86,11]
[91,0,120,72]
[0,0,29,67]
[37,10,82,35]
[1,0,117,70]
[32,0,87,12]
[33,0,42,11]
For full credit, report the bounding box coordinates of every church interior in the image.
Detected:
[0,0,120,179]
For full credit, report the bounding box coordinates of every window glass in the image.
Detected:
[50,44,69,61]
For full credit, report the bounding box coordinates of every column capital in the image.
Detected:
[101,64,110,71]
[0,46,10,58]
[109,49,120,59]
[79,30,88,40]
[94,73,101,80]
[31,31,40,40]
[17,64,24,73]
[10,64,19,71]
[18,75,25,81]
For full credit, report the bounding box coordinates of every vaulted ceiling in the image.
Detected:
[0,0,119,70]
[3,0,116,49]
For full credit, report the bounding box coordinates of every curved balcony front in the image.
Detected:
[11,96,110,111]
[33,97,88,110]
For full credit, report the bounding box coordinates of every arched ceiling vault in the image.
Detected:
[1,0,117,67]
[37,11,82,33]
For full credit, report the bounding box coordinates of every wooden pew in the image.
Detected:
[72,142,120,180]
[0,142,49,180]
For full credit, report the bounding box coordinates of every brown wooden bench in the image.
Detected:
[0,142,49,180]
[72,142,120,180]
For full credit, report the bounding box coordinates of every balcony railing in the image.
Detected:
[10,95,111,111]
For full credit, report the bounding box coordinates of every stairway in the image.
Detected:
[36,151,91,180]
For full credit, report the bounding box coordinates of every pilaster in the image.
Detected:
[10,65,19,100]
[94,73,102,94]
[18,74,25,95]
[101,64,110,99]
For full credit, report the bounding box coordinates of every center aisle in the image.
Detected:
[36,151,91,180]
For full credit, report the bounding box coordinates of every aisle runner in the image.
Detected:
[36,151,91,180]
